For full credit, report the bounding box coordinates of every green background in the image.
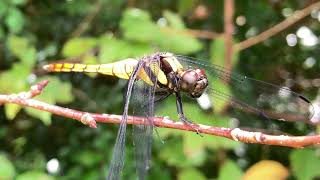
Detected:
[0,0,320,179]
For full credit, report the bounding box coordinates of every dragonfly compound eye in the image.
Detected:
[180,69,208,98]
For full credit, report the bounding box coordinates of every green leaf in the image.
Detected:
[163,10,185,29]
[182,133,206,166]
[218,160,243,180]
[209,79,231,113]
[72,150,103,167]
[7,35,37,67]
[178,0,195,15]
[159,138,192,167]
[290,149,320,180]
[5,104,22,120]
[99,36,153,63]
[210,37,239,67]
[178,168,206,180]
[10,0,27,6]
[16,171,54,180]
[5,7,24,33]
[24,77,74,125]
[0,63,30,94]
[0,1,8,18]
[120,8,162,43]
[0,154,16,180]
[62,37,98,57]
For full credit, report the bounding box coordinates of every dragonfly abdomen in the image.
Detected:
[43,59,139,80]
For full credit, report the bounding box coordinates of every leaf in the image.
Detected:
[10,0,27,6]
[5,104,22,120]
[24,77,74,125]
[120,8,162,43]
[16,171,54,180]
[0,154,16,180]
[159,137,192,168]
[218,160,243,180]
[62,37,98,57]
[178,0,195,15]
[0,63,30,94]
[0,1,8,18]
[178,168,206,180]
[209,78,231,113]
[99,36,153,63]
[290,149,320,180]
[72,150,103,167]
[163,10,185,29]
[182,132,206,166]
[243,160,289,180]
[5,7,24,33]
[210,37,239,67]
[7,35,37,67]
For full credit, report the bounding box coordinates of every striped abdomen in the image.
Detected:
[43,58,168,86]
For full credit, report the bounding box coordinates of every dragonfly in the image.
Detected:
[43,52,316,180]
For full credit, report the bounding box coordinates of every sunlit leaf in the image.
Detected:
[16,171,54,180]
[290,149,320,180]
[178,168,206,180]
[121,8,161,43]
[243,160,289,180]
[10,0,27,6]
[5,7,24,33]
[0,154,16,180]
[62,37,98,57]
[99,36,153,63]
[0,63,30,94]
[5,104,22,120]
[163,10,185,29]
[218,160,243,180]
[7,36,37,67]
[210,79,231,113]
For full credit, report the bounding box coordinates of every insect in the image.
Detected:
[43,52,316,180]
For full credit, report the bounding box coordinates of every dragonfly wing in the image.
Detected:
[107,61,145,180]
[132,58,160,180]
[176,55,316,133]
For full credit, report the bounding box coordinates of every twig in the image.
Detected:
[1,80,320,148]
[235,1,320,51]
[70,0,103,38]
[224,0,234,71]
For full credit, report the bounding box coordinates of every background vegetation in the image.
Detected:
[1,0,320,179]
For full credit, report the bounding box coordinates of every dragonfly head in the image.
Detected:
[179,69,208,98]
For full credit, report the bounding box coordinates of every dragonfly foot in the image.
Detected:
[179,115,203,137]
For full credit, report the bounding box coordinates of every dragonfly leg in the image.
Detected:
[175,92,202,136]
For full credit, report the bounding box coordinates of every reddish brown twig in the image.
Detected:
[1,80,320,148]
[223,0,234,72]
[235,1,320,51]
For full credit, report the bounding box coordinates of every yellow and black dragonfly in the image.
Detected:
[43,52,316,180]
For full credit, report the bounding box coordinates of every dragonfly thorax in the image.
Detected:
[178,68,208,98]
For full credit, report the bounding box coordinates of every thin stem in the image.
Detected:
[235,1,320,51]
[0,80,320,148]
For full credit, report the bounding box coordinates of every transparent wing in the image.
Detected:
[131,58,160,180]
[176,55,317,133]
[107,61,144,180]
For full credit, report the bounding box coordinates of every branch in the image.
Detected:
[224,0,234,71]
[1,81,320,148]
[70,0,103,38]
[235,1,320,51]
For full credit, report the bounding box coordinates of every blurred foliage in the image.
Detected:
[1,0,320,179]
